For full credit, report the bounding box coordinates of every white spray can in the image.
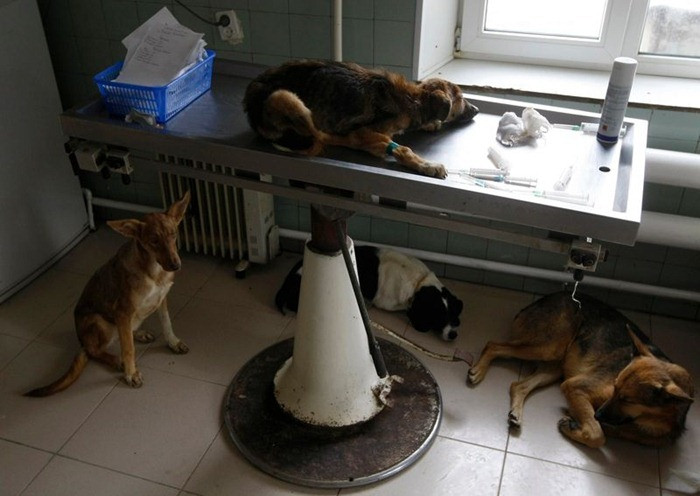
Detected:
[597,57,637,145]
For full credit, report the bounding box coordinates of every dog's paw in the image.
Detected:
[422,162,448,179]
[557,416,580,435]
[467,366,485,385]
[169,340,189,354]
[134,330,155,343]
[124,370,143,388]
[508,410,522,429]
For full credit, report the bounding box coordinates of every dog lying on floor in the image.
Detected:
[25,192,191,396]
[275,245,464,341]
[468,291,694,448]
[243,59,479,179]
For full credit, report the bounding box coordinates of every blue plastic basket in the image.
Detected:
[94,50,215,123]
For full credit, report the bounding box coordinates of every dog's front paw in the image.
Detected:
[557,415,580,435]
[508,410,522,429]
[422,162,448,179]
[134,330,155,343]
[467,366,485,385]
[169,340,189,354]
[124,370,143,388]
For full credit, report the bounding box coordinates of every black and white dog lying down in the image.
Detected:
[275,245,464,341]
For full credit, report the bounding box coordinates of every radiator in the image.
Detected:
[157,154,280,267]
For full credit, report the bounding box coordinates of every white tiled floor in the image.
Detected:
[1,227,698,496]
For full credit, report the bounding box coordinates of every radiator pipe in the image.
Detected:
[279,229,700,303]
[645,148,700,189]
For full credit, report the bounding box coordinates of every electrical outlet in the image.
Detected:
[215,10,244,45]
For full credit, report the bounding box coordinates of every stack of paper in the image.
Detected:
[114,7,207,87]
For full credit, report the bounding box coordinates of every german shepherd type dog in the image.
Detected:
[25,192,191,396]
[468,292,694,448]
[243,60,479,179]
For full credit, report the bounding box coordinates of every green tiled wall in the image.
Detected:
[38,0,700,320]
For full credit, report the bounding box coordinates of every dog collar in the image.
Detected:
[386,141,399,156]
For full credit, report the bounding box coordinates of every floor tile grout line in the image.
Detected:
[18,452,56,496]
[502,449,663,490]
[179,422,226,494]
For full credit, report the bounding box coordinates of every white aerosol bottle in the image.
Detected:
[597,57,637,145]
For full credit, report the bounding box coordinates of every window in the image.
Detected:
[459,0,700,78]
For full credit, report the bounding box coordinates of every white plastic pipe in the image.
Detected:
[645,148,700,189]
[637,211,700,251]
[279,229,700,303]
[332,0,342,62]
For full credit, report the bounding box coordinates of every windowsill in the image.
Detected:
[425,58,700,111]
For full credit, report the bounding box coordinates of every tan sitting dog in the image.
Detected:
[25,192,191,396]
[468,291,694,448]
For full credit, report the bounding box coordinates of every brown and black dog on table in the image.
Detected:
[243,59,479,179]
[468,291,694,448]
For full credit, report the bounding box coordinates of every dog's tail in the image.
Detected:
[258,90,327,155]
[24,349,89,397]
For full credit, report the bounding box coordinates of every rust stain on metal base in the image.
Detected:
[224,338,442,488]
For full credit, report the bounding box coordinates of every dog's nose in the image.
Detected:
[465,102,479,120]
[164,260,181,271]
[447,330,458,341]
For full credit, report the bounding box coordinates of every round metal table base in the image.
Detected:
[224,338,442,489]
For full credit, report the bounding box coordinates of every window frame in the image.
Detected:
[458,0,700,79]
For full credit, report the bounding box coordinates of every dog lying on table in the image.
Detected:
[468,291,694,448]
[243,59,479,179]
[275,245,464,341]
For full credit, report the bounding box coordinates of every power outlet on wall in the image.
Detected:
[215,10,244,45]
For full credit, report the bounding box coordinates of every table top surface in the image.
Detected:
[61,60,647,245]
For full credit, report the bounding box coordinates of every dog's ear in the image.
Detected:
[627,325,654,357]
[107,219,144,239]
[167,190,191,224]
[661,382,694,404]
[423,89,452,123]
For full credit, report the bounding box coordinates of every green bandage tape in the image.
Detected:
[386,141,399,156]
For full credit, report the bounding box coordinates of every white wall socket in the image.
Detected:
[215,10,244,45]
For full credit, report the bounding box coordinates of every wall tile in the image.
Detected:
[483,272,524,291]
[289,0,330,16]
[606,291,654,314]
[344,0,373,19]
[290,15,331,59]
[348,214,371,241]
[46,35,83,74]
[659,263,700,291]
[649,109,700,142]
[646,137,698,153]
[370,218,408,246]
[374,0,415,22]
[665,247,700,269]
[41,0,74,38]
[250,0,289,13]
[137,2,170,23]
[445,265,484,285]
[374,20,413,67]
[54,71,88,110]
[678,188,700,217]
[102,0,140,41]
[613,258,662,285]
[69,0,107,38]
[486,240,529,265]
[343,18,373,65]
[607,241,667,263]
[274,202,299,230]
[446,231,488,259]
[642,183,683,214]
[76,37,112,77]
[209,0,249,9]
[408,225,447,253]
[651,298,699,320]
[252,53,290,66]
[250,11,290,56]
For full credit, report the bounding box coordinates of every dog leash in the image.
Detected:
[370,320,474,366]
